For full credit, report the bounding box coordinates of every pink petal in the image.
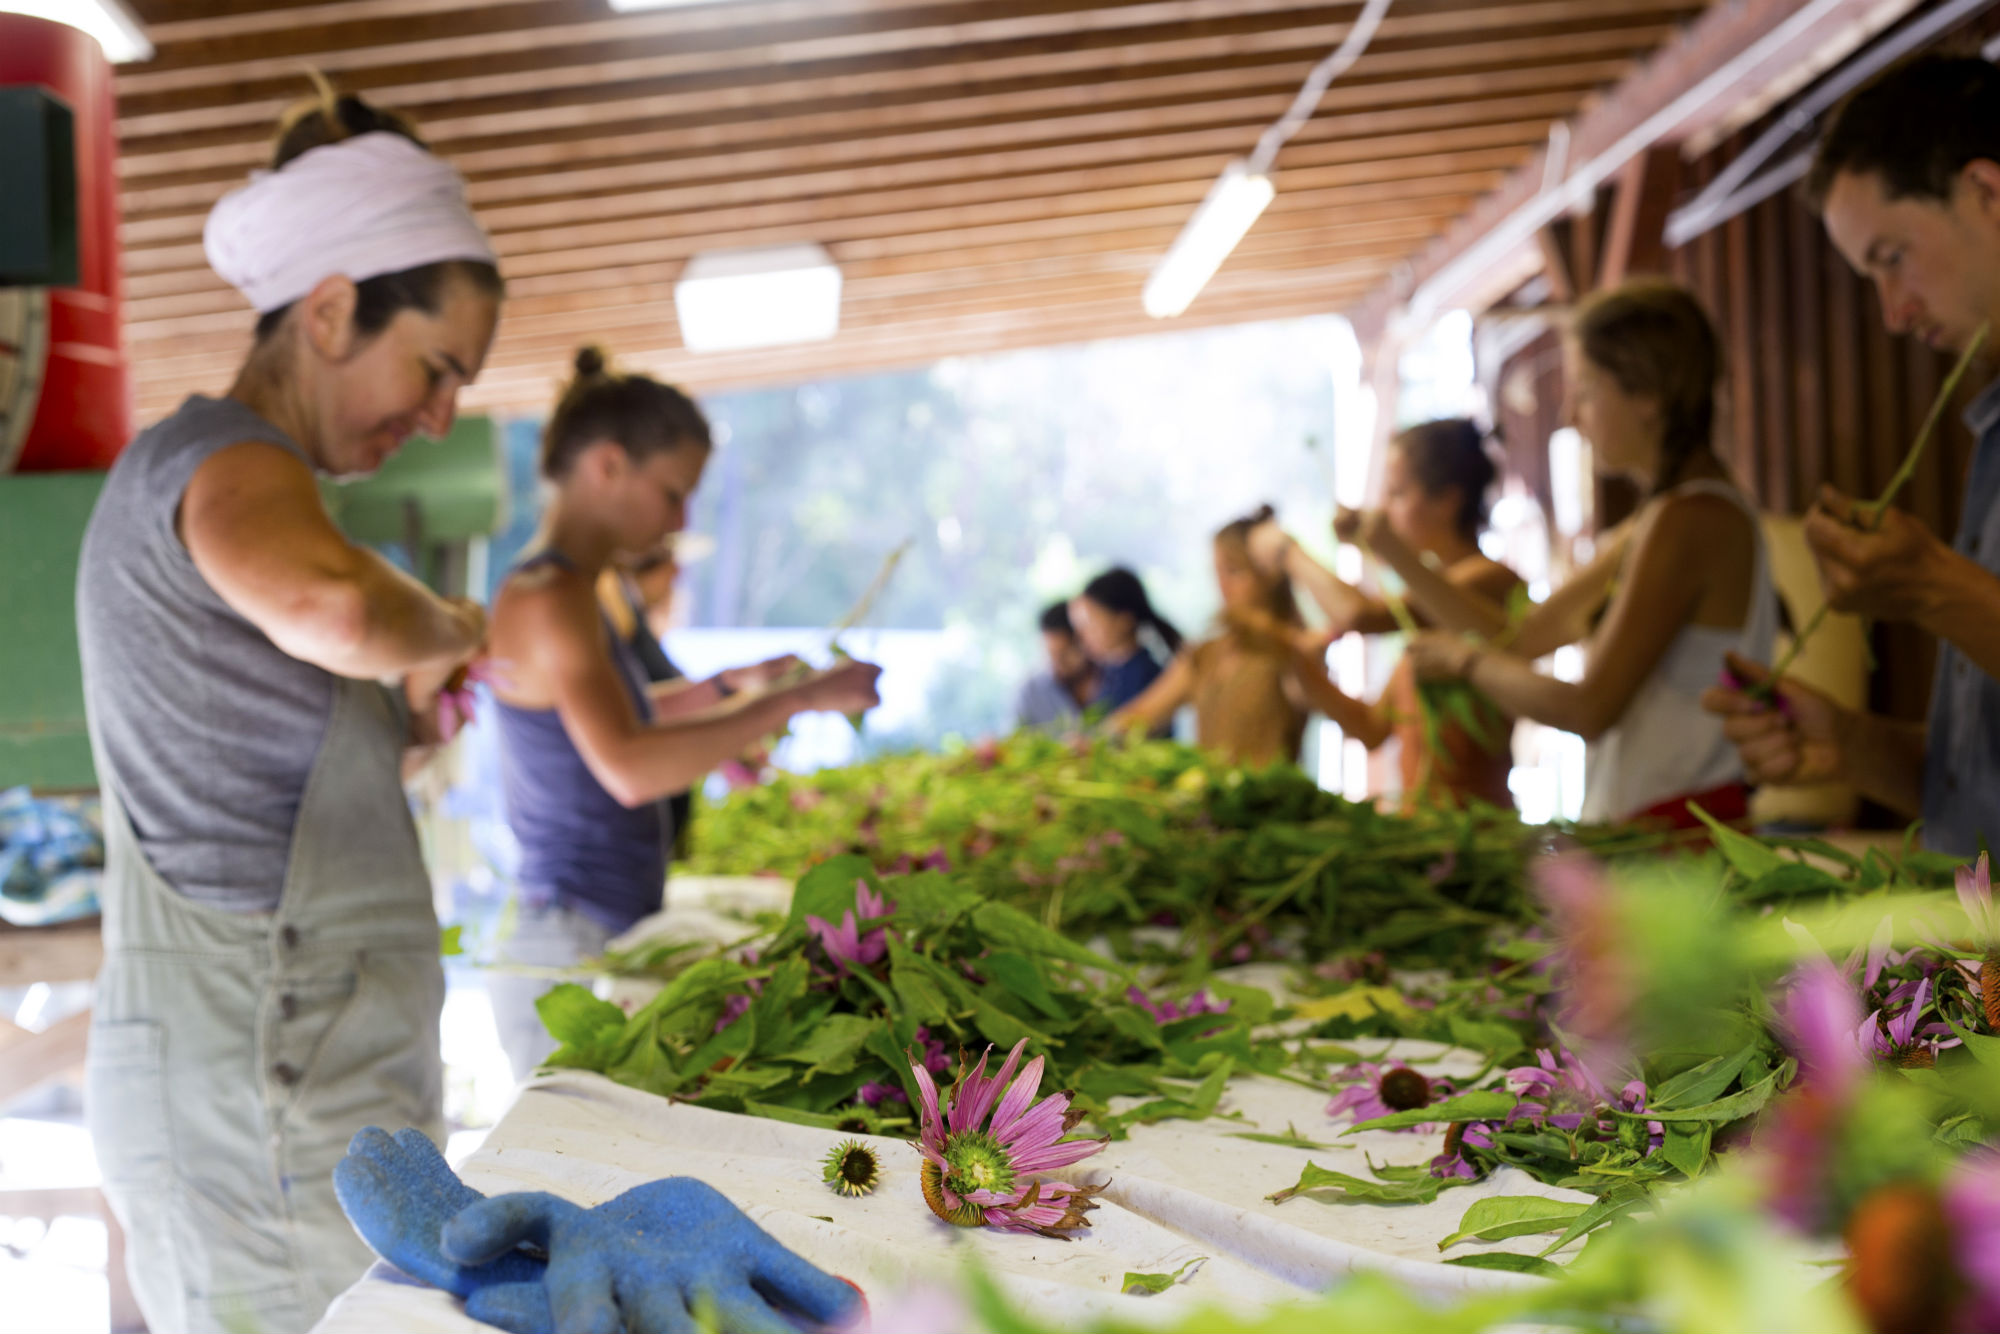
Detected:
[997,1095,1069,1157]
[1010,1136,1107,1173]
[958,1042,1026,1133]
[987,1056,1046,1141]
[949,1047,996,1135]
[910,1056,944,1141]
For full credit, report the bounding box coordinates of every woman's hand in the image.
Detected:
[1333,506,1391,551]
[1699,651,1848,786]
[798,658,884,716]
[720,653,807,695]
[1245,518,1293,576]
[1407,631,1480,682]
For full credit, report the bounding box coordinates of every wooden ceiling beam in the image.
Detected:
[119,193,1470,329]
[118,85,1575,223]
[120,131,1525,266]
[114,11,1686,139]
[121,0,1692,103]
[115,35,1635,185]
[120,149,1509,288]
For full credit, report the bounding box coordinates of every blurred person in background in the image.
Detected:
[1250,420,1521,807]
[1070,567,1183,724]
[1016,599,1099,732]
[1112,506,1309,766]
[486,346,881,1080]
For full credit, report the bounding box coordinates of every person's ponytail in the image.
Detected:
[1080,567,1181,657]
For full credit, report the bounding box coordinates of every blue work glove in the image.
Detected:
[442,1178,864,1334]
[332,1127,548,1302]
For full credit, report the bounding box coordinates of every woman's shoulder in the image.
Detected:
[1638,483,1756,551]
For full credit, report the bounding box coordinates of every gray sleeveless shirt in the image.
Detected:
[76,395,336,912]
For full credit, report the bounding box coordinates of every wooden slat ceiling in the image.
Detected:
[114,0,1716,419]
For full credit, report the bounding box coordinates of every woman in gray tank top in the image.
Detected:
[483,347,884,1077]
[75,89,502,1334]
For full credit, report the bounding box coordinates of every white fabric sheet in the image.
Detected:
[318,878,1588,1330]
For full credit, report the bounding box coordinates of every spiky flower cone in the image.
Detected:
[1983,952,2000,1032]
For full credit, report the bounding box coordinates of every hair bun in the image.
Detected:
[1247,503,1277,525]
[573,345,608,378]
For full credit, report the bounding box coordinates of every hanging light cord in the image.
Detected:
[1246,0,1398,177]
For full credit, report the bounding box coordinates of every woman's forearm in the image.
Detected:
[1370,530,1510,639]
[1462,649,1613,740]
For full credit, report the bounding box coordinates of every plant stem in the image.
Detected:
[1754,321,1990,696]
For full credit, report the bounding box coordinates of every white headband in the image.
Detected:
[204,131,499,314]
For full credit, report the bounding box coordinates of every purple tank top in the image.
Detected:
[493,552,669,932]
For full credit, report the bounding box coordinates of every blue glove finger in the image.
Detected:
[334,1137,546,1296]
[442,1192,585,1266]
[392,1127,484,1215]
[463,1282,557,1334]
[699,1281,796,1334]
[547,1250,623,1334]
[750,1243,863,1327]
[616,1280,698,1334]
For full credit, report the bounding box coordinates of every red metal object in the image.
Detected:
[0,13,131,473]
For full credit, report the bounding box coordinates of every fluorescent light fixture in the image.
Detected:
[2,0,152,62]
[674,243,842,353]
[1143,160,1273,319]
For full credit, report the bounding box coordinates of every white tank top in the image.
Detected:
[1579,480,1779,824]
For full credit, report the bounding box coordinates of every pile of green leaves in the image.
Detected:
[687,734,1667,970]
[537,854,1298,1135]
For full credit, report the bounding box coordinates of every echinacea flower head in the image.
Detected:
[1428,1119,1496,1180]
[1858,977,1960,1069]
[1325,1062,1454,1132]
[823,1140,882,1198]
[1506,1047,1612,1133]
[805,881,893,976]
[1126,986,1230,1026]
[1844,1181,1959,1334]
[909,1040,1106,1238]
[1958,854,2000,1030]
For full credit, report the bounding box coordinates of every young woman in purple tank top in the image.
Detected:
[484,345,882,1077]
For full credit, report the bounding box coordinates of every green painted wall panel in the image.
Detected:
[0,471,104,790]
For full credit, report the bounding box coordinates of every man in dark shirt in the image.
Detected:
[1707,54,2000,856]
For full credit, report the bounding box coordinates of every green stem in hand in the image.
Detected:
[1753,321,1990,698]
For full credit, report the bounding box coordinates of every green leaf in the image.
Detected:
[1207,980,1276,1028]
[1651,1045,1757,1110]
[1229,1124,1337,1151]
[1267,1160,1444,1206]
[1616,1068,1783,1124]
[778,1014,880,1079]
[982,951,1070,1021]
[1687,804,1785,879]
[970,901,1125,974]
[1946,1015,2000,1069]
[1447,1015,1526,1061]
[1537,1192,1647,1258]
[1438,1195,1587,1250]
[439,925,464,957]
[1347,1089,1515,1134]
[1121,1258,1205,1296]
[1661,1122,1713,1178]
[536,983,626,1051]
[787,855,877,928]
[1441,1253,1563,1278]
